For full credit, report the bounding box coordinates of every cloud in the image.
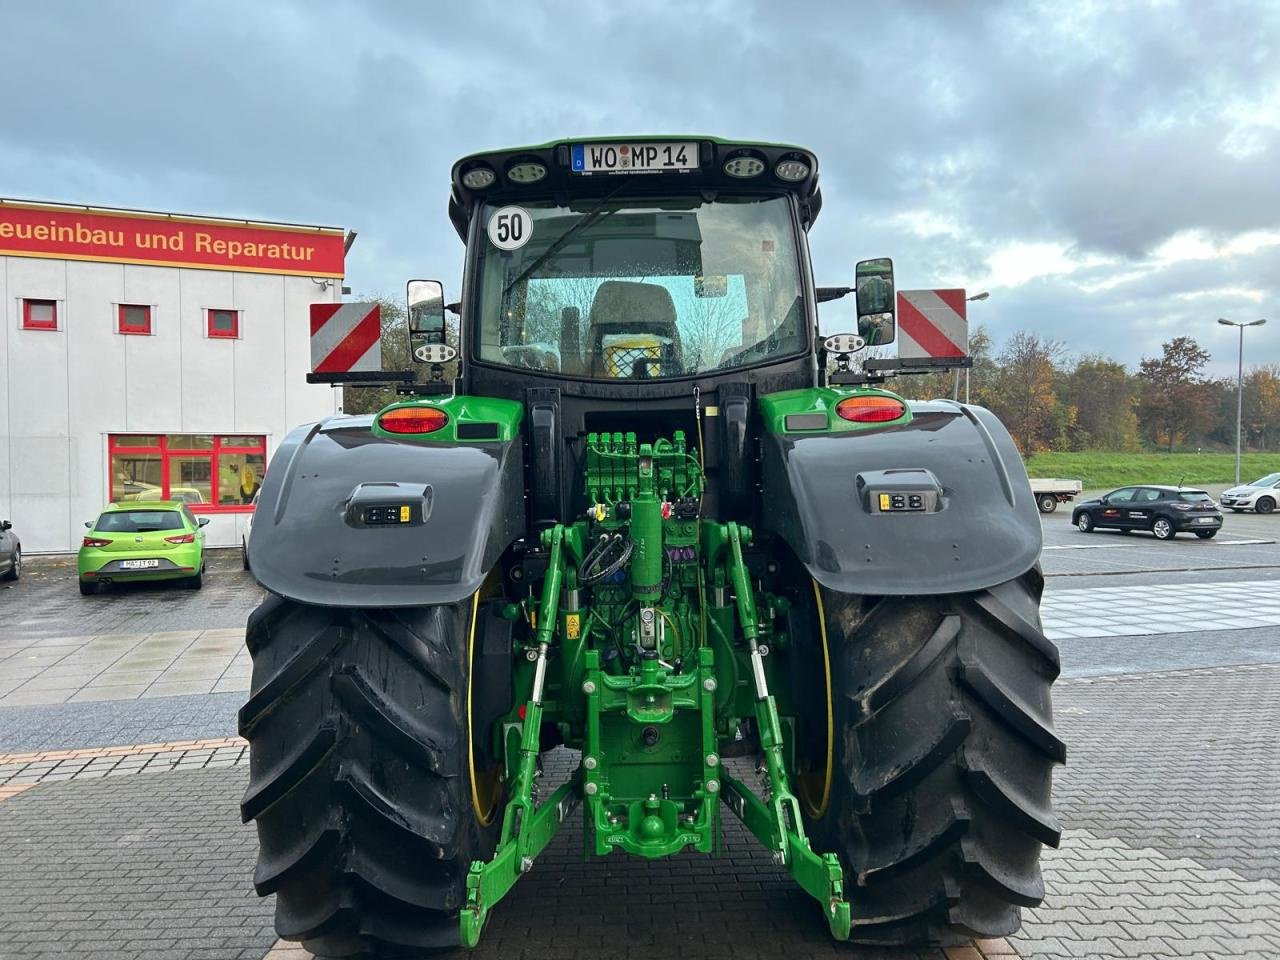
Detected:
[1,0,1277,373]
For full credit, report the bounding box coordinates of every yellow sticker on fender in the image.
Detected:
[878,493,891,511]
[565,613,581,640]
[399,505,411,522]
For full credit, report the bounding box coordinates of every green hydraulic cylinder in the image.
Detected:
[630,447,663,603]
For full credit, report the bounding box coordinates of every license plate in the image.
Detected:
[120,559,161,570]
[1196,517,1215,524]
[571,141,698,175]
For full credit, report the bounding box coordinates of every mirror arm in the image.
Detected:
[815,286,853,303]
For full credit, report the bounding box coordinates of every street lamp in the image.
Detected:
[963,292,990,403]
[1217,317,1267,486]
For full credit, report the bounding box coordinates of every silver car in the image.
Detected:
[1219,472,1280,514]
[0,519,20,581]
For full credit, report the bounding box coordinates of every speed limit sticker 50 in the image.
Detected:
[487,206,532,250]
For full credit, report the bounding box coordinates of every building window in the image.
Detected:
[118,303,152,335]
[108,434,266,512]
[208,308,240,339]
[22,298,58,330]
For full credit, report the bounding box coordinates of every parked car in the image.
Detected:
[1072,485,1222,540]
[0,518,20,581]
[242,490,259,570]
[78,501,209,595]
[1218,472,1280,514]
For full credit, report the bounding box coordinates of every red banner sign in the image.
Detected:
[0,200,345,278]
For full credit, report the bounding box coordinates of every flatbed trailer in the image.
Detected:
[1030,477,1083,513]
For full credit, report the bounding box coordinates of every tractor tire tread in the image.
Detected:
[240,595,485,958]
[812,569,1061,946]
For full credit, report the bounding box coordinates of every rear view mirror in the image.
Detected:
[198,517,211,527]
[0,519,10,531]
[855,257,896,346]
[84,521,93,528]
[407,279,447,363]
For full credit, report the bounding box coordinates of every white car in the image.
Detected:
[1219,473,1280,514]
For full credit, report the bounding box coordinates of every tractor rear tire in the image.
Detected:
[804,570,1063,945]
[239,595,498,958]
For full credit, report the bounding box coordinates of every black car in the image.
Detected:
[1072,485,1222,540]
[0,518,20,581]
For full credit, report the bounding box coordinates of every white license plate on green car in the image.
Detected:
[120,559,161,569]
[571,141,698,174]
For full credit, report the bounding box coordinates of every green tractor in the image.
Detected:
[240,137,1063,956]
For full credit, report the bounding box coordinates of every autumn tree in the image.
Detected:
[1058,355,1139,451]
[984,332,1073,453]
[1242,364,1280,451]
[1136,336,1217,452]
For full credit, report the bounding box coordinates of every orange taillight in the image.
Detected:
[835,395,906,423]
[378,406,449,435]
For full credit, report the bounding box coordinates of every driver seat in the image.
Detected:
[585,281,682,378]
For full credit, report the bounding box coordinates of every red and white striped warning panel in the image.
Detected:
[310,302,382,374]
[896,289,968,359]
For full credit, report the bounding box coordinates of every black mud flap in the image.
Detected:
[249,415,525,608]
[760,401,1042,595]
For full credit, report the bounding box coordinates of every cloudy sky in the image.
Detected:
[4,0,1278,374]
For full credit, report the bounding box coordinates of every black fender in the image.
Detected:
[760,400,1041,596]
[249,415,525,608]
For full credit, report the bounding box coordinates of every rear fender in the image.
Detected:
[249,415,525,607]
[760,401,1041,595]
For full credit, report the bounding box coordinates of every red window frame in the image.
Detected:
[118,303,152,335]
[108,434,266,513]
[207,308,240,339]
[22,298,58,330]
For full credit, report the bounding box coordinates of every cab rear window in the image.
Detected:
[1177,492,1212,503]
[95,510,184,532]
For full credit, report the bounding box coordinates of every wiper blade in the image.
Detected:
[501,177,634,295]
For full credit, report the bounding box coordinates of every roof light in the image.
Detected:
[461,166,496,190]
[378,406,450,434]
[507,161,547,184]
[835,395,906,423]
[723,155,765,178]
[775,158,811,182]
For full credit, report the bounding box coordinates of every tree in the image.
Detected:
[1242,364,1280,451]
[984,332,1073,454]
[892,324,994,403]
[1059,355,1139,451]
[1136,336,1217,452]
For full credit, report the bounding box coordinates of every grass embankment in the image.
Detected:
[1022,452,1280,490]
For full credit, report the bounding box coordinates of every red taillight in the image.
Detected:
[835,395,906,423]
[82,537,112,548]
[378,406,449,434]
[165,533,196,544]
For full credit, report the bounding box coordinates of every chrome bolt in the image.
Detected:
[583,756,597,770]
[584,781,599,795]
[705,753,719,767]
[757,644,770,658]
[582,680,597,694]
[705,779,719,793]
[525,648,538,661]
[702,677,717,692]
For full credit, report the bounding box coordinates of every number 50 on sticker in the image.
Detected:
[487,206,532,251]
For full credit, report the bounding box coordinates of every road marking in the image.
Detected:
[1044,538,1275,550]
[1042,578,1280,639]
[0,737,246,786]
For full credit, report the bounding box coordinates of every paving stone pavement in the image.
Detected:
[1041,578,1280,640]
[0,663,1278,958]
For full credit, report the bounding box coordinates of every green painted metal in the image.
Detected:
[757,385,913,434]
[370,393,524,443]
[458,427,851,946]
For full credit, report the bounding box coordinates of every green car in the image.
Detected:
[79,501,209,595]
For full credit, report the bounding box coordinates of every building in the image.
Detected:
[0,198,348,553]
